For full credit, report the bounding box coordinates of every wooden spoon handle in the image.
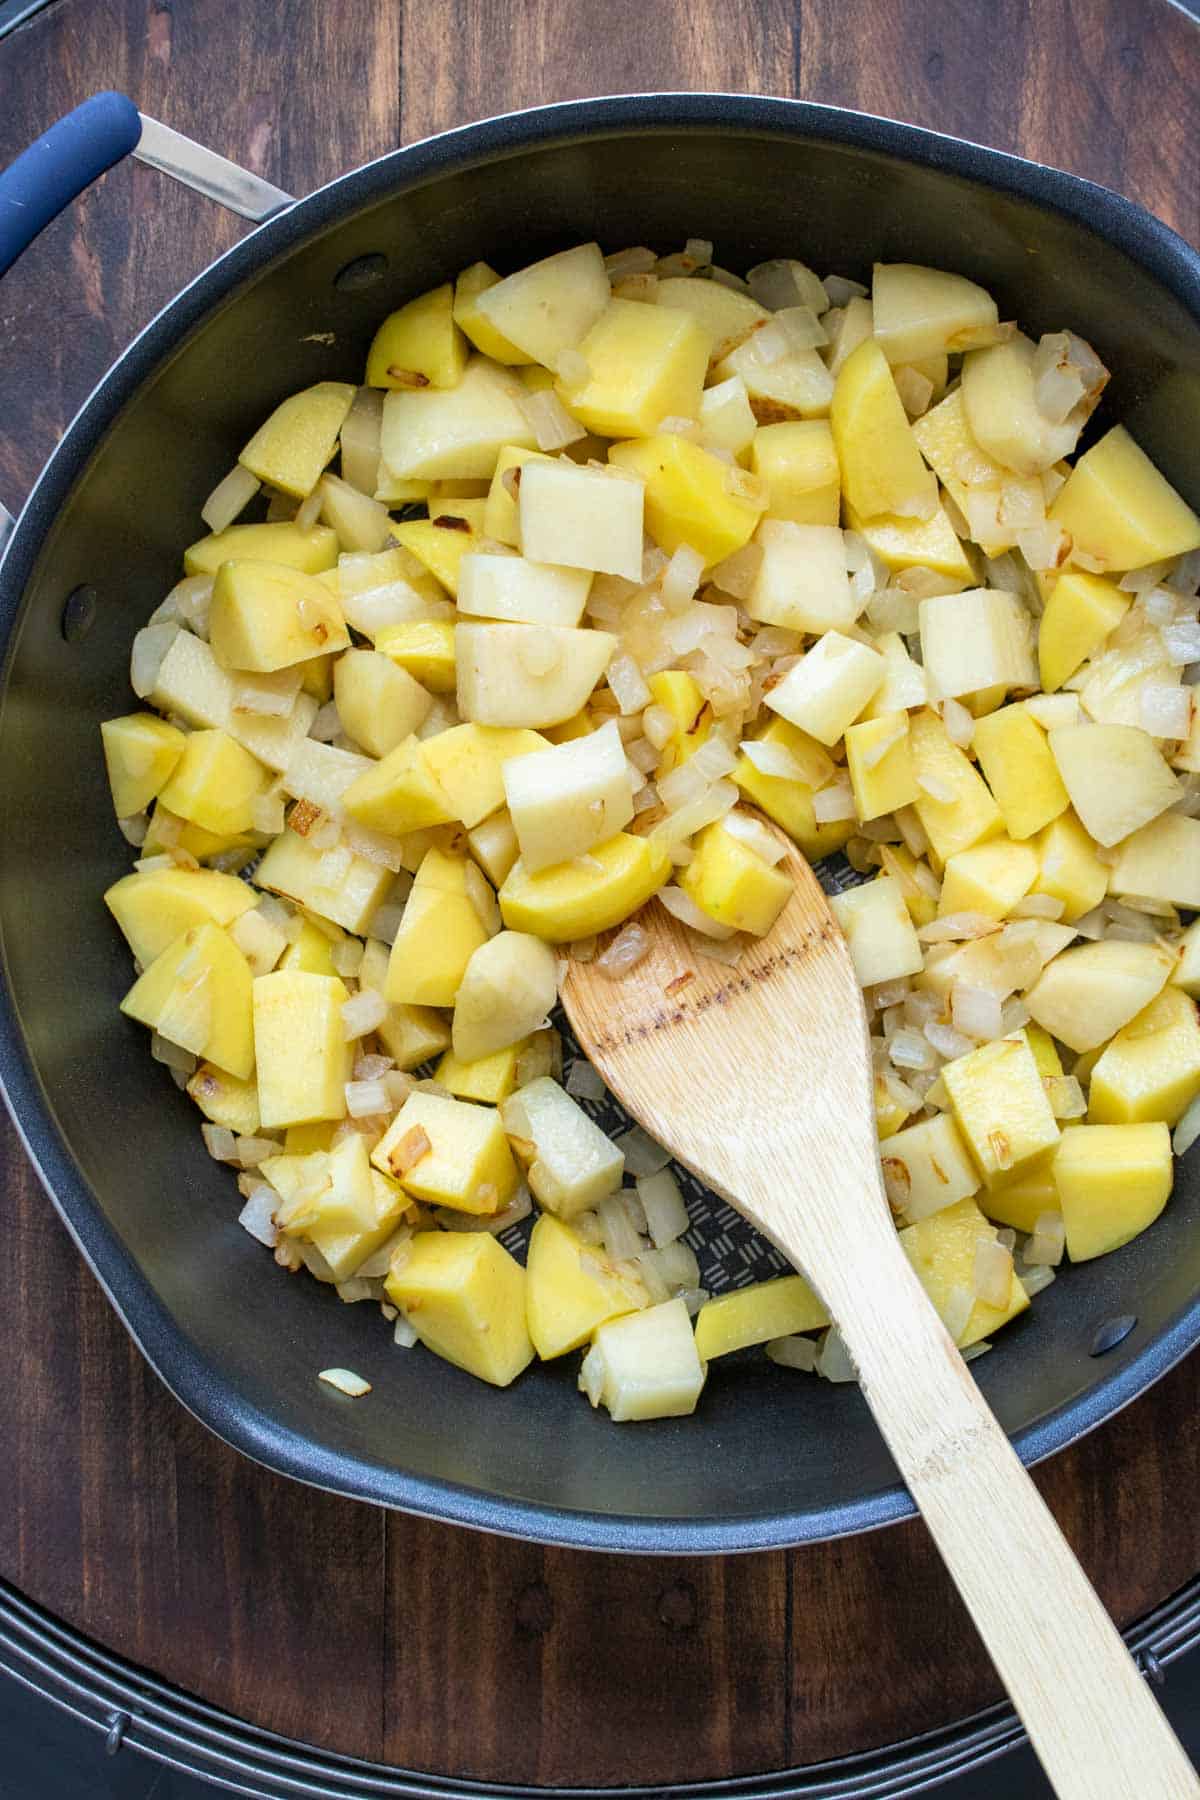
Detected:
[825,1241,1198,1799]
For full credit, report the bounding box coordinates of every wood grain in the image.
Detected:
[2,0,1200,1784]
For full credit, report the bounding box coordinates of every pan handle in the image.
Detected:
[0,93,295,553]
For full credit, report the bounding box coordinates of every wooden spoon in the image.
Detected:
[561,828,1199,1800]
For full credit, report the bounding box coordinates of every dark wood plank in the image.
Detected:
[1,0,1200,1783]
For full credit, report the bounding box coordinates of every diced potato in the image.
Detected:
[239,382,356,497]
[184,520,339,578]
[941,1036,1060,1189]
[844,712,918,821]
[608,433,764,566]
[101,713,186,819]
[713,335,833,423]
[1031,808,1108,922]
[312,1171,412,1283]
[1108,812,1200,909]
[824,293,874,377]
[733,717,853,861]
[1025,939,1176,1052]
[158,728,268,836]
[278,1131,377,1237]
[502,1076,624,1217]
[342,738,455,836]
[880,1113,980,1221]
[745,521,856,634]
[373,1090,518,1212]
[457,553,592,628]
[375,620,457,692]
[961,334,1079,475]
[187,1061,261,1136]
[142,803,254,865]
[831,876,924,987]
[499,832,670,940]
[977,1151,1058,1235]
[909,708,1004,865]
[880,841,938,926]
[105,867,256,966]
[938,837,1038,920]
[517,460,644,581]
[579,1297,706,1421]
[317,473,391,553]
[697,376,759,461]
[1053,1122,1172,1260]
[385,846,489,1006]
[210,561,350,673]
[830,338,938,522]
[379,356,536,482]
[122,922,255,1080]
[899,1197,1029,1347]
[469,243,609,367]
[482,445,552,544]
[365,283,467,390]
[467,809,521,888]
[844,502,975,585]
[919,589,1036,701]
[357,937,452,1067]
[254,829,393,935]
[751,421,840,526]
[452,930,558,1062]
[228,905,287,978]
[149,629,235,731]
[875,1070,913,1139]
[556,298,708,438]
[453,261,529,364]
[281,917,341,977]
[971,704,1068,841]
[871,263,999,364]
[456,623,615,729]
[419,722,546,829]
[435,1041,526,1104]
[526,1214,647,1359]
[503,721,633,872]
[765,631,884,746]
[1037,569,1130,692]
[333,649,432,757]
[391,507,486,597]
[1048,425,1200,571]
[679,819,792,936]
[385,1231,534,1387]
[694,1276,828,1360]
[911,385,1007,517]
[284,1122,337,1155]
[1048,722,1180,847]
[1088,988,1200,1126]
[654,276,769,363]
[860,632,928,718]
[646,670,711,773]
[252,969,349,1126]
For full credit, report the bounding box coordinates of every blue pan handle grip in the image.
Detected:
[0,92,141,279]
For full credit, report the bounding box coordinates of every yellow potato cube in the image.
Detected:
[386,1230,534,1387]
[482,444,553,544]
[420,722,549,828]
[239,382,356,498]
[911,388,1010,536]
[252,969,349,1127]
[1108,811,1200,910]
[971,704,1069,841]
[712,336,833,423]
[751,421,840,526]
[342,737,455,837]
[732,718,852,861]
[435,1041,526,1104]
[654,277,768,363]
[209,560,350,672]
[1030,808,1108,922]
[312,1171,412,1284]
[517,460,645,581]
[158,729,269,837]
[909,709,1004,866]
[830,338,938,522]
[468,243,609,369]
[499,832,670,940]
[105,866,255,967]
[391,507,486,599]
[1048,722,1180,848]
[844,502,974,584]
[976,1151,1058,1235]
[378,356,536,483]
[502,1076,624,1218]
[579,1297,707,1421]
[452,262,529,364]
[101,713,186,819]
[372,1090,517,1212]
[830,875,924,988]
[385,846,489,1005]
[256,824,391,932]
[747,521,856,634]
[186,1061,261,1136]
[1027,939,1175,1053]
[941,1036,1060,1189]
[280,918,340,977]
[899,1197,1030,1348]
[871,263,998,364]
[122,922,255,1080]
[919,589,1036,702]
[184,520,339,577]
[142,804,255,866]
[333,649,432,758]
[938,837,1038,920]
[694,1276,828,1360]
[1053,1122,1172,1260]
[679,820,793,936]
[374,620,457,692]
[765,631,884,746]
[607,434,764,565]
[844,712,918,821]
[467,809,521,888]
[526,1214,647,1360]
[1088,987,1200,1126]
[365,283,467,390]
[1036,569,1130,692]
[556,298,708,439]
[1049,425,1200,571]
[697,375,758,460]
[284,1121,337,1155]
[880,1113,980,1221]
[276,1131,378,1237]
[358,941,453,1067]
[875,1070,914,1139]
[646,670,711,773]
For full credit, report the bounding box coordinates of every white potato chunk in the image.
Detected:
[452,930,559,1063]
[518,460,645,581]
[379,357,536,481]
[871,263,999,365]
[765,631,885,745]
[456,622,615,728]
[503,720,634,872]
[879,1114,980,1222]
[1107,812,1200,909]
[1049,722,1181,846]
[831,875,924,987]
[919,589,1036,701]
[501,1076,624,1218]
[471,243,610,366]
[579,1298,707,1422]
[1025,940,1176,1052]
[457,553,592,627]
[746,521,857,634]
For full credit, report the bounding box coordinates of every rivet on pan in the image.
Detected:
[1089,1314,1137,1357]
[657,1580,697,1632]
[333,253,389,292]
[104,1711,129,1756]
[514,1579,553,1639]
[60,585,98,643]
[1139,1648,1167,1687]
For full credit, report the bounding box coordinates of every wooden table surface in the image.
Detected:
[2,0,1200,1786]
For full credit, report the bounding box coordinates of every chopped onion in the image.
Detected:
[615,1125,671,1177]
[1139,682,1191,738]
[950,983,1004,1042]
[130,622,181,698]
[821,272,866,306]
[815,1326,858,1384]
[766,1335,818,1372]
[345,1078,391,1118]
[318,1368,372,1397]
[661,544,705,612]
[202,1123,238,1163]
[636,1167,690,1247]
[596,920,650,978]
[331,936,365,977]
[888,1028,936,1072]
[1016,522,1071,571]
[1173,1090,1200,1156]
[524,388,586,450]
[917,912,999,944]
[566,1059,606,1101]
[1011,892,1064,919]
[812,776,856,823]
[1045,1075,1086,1120]
[1020,1263,1057,1297]
[721,808,786,864]
[973,1237,1014,1308]
[151,1031,196,1072]
[118,812,149,847]
[341,988,388,1041]
[657,884,737,939]
[294,485,323,529]
[607,651,652,713]
[916,772,956,804]
[201,462,261,533]
[238,1187,279,1248]
[894,365,934,418]
[740,734,833,787]
[597,1192,642,1262]
[1163,621,1200,667]
[1025,1210,1066,1267]
[924,1019,974,1060]
[709,542,763,601]
[605,244,657,277]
